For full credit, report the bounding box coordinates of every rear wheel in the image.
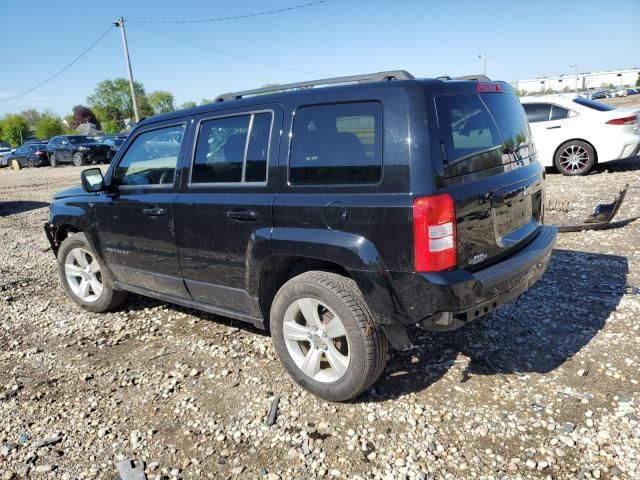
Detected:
[50,153,58,167]
[57,233,128,312]
[11,159,21,171]
[554,140,595,175]
[72,152,86,166]
[28,159,34,168]
[270,271,388,401]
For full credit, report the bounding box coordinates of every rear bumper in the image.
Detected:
[384,226,557,330]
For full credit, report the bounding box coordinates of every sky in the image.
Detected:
[0,0,639,117]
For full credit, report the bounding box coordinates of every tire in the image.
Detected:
[270,271,388,402]
[11,159,22,171]
[72,152,86,167]
[57,232,128,313]
[28,159,34,168]
[50,153,58,167]
[554,140,595,176]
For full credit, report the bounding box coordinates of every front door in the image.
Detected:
[95,122,190,298]
[174,107,281,316]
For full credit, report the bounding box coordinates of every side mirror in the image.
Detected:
[81,168,105,192]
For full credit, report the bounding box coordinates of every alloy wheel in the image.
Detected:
[64,247,103,302]
[282,297,350,383]
[559,144,590,173]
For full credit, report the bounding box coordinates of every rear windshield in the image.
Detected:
[436,92,532,175]
[572,97,615,111]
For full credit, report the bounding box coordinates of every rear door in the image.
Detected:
[173,106,281,316]
[435,87,544,269]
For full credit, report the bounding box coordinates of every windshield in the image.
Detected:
[573,97,615,111]
[67,136,97,144]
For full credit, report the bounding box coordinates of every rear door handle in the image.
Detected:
[546,125,561,129]
[142,207,166,217]
[227,210,258,221]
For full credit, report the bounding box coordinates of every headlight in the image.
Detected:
[78,146,89,151]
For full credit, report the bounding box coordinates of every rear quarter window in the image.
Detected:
[289,102,382,185]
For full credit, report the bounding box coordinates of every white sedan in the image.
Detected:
[520,95,640,175]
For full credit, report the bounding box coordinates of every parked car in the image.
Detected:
[47,135,111,167]
[0,143,11,167]
[45,71,557,401]
[101,135,127,160]
[589,91,607,100]
[3,142,50,170]
[521,95,640,175]
[626,88,639,95]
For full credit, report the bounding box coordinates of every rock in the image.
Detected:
[577,369,588,377]
[130,431,141,446]
[231,465,245,475]
[34,433,62,449]
[34,465,53,473]
[3,472,16,480]
[0,443,18,457]
[525,459,537,469]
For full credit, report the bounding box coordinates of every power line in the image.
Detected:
[131,23,325,76]
[429,58,481,77]
[0,26,114,104]
[486,55,538,78]
[128,0,332,24]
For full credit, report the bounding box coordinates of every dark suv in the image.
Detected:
[45,71,556,401]
[48,135,111,166]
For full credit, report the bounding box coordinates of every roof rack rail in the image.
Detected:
[215,70,414,102]
[435,74,492,82]
[454,74,491,81]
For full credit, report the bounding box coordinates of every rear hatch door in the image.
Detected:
[435,85,544,269]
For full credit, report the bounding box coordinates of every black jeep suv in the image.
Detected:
[45,71,556,401]
[48,135,111,166]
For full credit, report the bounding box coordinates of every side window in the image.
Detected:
[289,102,382,185]
[113,124,184,187]
[550,105,569,120]
[522,103,551,123]
[191,111,272,184]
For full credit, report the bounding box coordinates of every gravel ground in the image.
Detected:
[0,160,639,480]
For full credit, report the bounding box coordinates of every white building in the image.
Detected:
[511,68,640,94]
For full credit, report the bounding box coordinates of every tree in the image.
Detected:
[200,98,214,105]
[636,74,640,87]
[35,116,64,139]
[102,120,121,134]
[148,90,175,114]
[0,115,30,147]
[20,109,43,128]
[87,78,153,123]
[180,101,197,109]
[71,105,101,129]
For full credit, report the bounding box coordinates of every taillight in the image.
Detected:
[413,194,457,272]
[35,150,46,156]
[606,116,637,125]
[476,82,503,93]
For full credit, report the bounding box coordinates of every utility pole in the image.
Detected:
[478,53,487,76]
[570,64,578,93]
[113,17,140,123]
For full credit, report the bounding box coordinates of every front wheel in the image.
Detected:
[57,233,128,312]
[554,140,595,175]
[270,271,388,402]
[72,152,86,166]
